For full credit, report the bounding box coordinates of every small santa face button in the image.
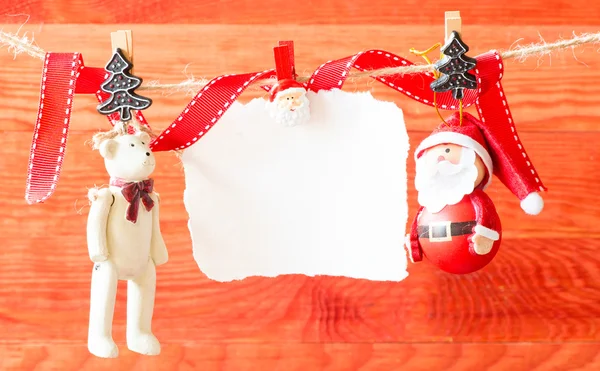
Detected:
[267,87,311,127]
[276,90,306,110]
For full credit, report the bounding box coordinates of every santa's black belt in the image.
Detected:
[417,221,477,240]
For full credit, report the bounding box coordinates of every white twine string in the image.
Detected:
[2,29,600,93]
[0,28,45,59]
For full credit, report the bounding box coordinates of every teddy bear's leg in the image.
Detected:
[126,259,161,355]
[88,260,119,358]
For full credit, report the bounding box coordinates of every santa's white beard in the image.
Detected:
[267,95,311,127]
[415,148,479,213]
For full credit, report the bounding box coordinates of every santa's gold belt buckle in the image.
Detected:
[428,221,453,242]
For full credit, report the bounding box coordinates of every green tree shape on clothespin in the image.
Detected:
[97,48,151,122]
[430,31,478,100]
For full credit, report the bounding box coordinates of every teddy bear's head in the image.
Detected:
[99,132,155,181]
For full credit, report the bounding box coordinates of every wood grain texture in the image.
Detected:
[1,235,599,344]
[0,131,596,239]
[2,25,600,133]
[2,344,600,371]
[1,1,600,369]
[0,132,599,345]
[3,0,600,25]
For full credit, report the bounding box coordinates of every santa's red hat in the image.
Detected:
[269,79,306,102]
[415,112,546,215]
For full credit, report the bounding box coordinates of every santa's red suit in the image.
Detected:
[405,111,547,274]
[408,188,502,274]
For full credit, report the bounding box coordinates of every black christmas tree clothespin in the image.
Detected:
[430,11,478,100]
[97,30,151,122]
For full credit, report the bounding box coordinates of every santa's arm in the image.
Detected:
[86,188,112,263]
[470,189,501,243]
[405,206,425,262]
[150,192,169,266]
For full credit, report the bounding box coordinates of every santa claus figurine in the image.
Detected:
[405,111,546,274]
[267,79,311,127]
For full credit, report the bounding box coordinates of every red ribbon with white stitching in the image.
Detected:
[30,49,545,204]
[149,50,481,155]
[307,50,480,108]
[26,52,149,204]
[150,48,545,194]
[305,49,546,195]
[150,70,276,152]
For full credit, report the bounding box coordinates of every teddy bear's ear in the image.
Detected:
[136,131,151,144]
[99,139,118,159]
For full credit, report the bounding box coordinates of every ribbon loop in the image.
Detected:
[26,53,151,204]
[306,49,483,110]
[473,50,504,95]
[304,48,545,196]
[26,52,83,204]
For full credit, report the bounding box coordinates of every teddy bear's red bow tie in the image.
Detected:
[109,178,155,223]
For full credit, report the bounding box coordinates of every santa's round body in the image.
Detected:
[416,191,502,274]
[406,111,545,275]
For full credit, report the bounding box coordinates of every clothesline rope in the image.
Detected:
[2,29,599,93]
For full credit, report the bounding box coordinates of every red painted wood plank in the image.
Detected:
[2,343,600,370]
[1,229,598,343]
[3,25,599,133]
[2,0,600,25]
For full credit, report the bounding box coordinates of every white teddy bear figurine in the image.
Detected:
[86,131,168,358]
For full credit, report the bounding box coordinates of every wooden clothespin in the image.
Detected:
[111,30,134,72]
[444,11,461,41]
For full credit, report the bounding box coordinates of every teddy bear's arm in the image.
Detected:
[87,188,113,263]
[150,192,168,266]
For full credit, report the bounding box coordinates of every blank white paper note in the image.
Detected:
[181,89,409,282]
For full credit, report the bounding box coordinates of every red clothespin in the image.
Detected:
[262,40,297,92]
[277,40,296,79]
[269,41,306,102]
[273,44,293,82]
[267,40,310,126]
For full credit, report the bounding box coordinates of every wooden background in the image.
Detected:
[1,0,600,369]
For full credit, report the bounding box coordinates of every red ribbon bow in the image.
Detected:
[110,178,155,223]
